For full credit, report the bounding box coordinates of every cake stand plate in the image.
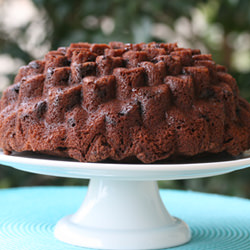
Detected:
[1,150,250,250]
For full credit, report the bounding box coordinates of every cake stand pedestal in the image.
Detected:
[55,179,190,249]
[0,150,250,249]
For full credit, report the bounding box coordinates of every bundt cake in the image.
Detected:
[1,42,250,163]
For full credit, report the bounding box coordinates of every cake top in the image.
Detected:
[1,41,235,115]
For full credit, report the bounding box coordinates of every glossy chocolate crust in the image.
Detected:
[1,42,250,163]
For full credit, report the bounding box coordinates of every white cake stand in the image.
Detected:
[1,150,250,250]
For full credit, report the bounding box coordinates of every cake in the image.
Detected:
[0,42,250,163]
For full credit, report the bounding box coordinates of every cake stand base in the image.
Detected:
[54,179,191,249]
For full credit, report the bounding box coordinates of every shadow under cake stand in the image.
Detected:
[0,150,250,250]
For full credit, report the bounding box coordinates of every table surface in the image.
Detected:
[0,186,249,250]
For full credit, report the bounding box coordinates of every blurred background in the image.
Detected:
[0,0,250,198]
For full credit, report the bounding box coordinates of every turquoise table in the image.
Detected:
[0,186,249,250]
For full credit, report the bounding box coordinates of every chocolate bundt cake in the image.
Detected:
[1,42,250,163]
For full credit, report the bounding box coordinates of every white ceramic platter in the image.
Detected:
[1,150,250,250]
[0,150,250,180]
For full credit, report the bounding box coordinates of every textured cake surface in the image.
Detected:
[1,42,250,163]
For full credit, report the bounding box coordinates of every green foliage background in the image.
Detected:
[0,0,250,198]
